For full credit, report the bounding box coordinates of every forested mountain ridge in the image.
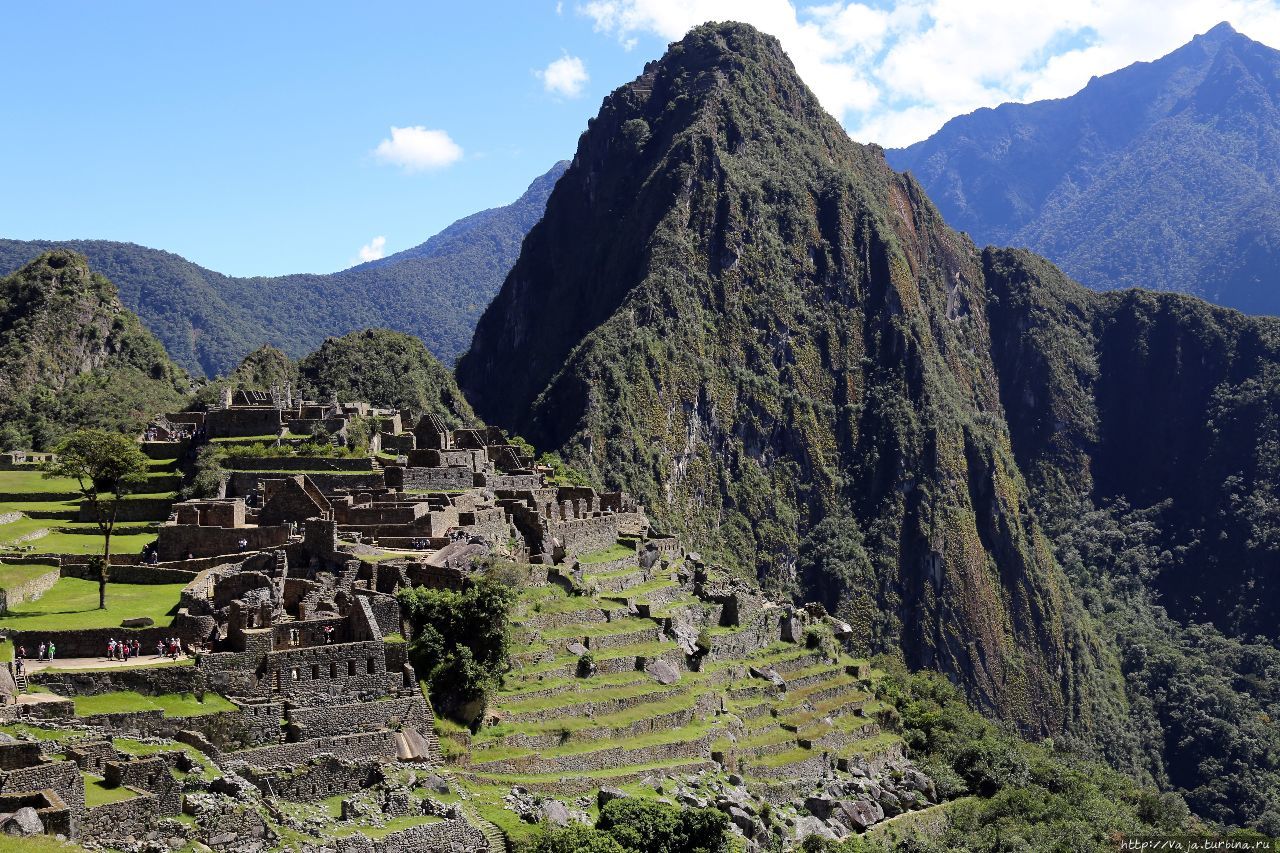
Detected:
[888,22,1280,316]
[460,22,1104,738]
[0,161,567,377]
[0,250,190,449]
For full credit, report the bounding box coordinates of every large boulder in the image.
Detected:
[1,806,43,836]
[645,659,681,685]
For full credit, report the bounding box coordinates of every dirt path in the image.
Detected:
[21,655,186,674]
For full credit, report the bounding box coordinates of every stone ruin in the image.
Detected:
[0,403,663,851]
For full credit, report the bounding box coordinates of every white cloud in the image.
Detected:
[579,0,1280,146]
[373,126,463,171]
[538,54,590,97]
[358,236,387,262]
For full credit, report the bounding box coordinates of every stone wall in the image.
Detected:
[80,790,157,841]
[227,730,398,769]
[107,756,181,815]
[399,467,473,492]
[228,472,387,499]
[0,566,59,613]
[205,407,283,438]
[202,639,389,701]
[31,661,205,697]
[355,590,401,638]
[0,758,84,815]
[240,754,383,801]
[226,456,374,472]
[76,498,172,523]
[10,611,216,659]
[59,563,197,585]
[154,523,289,561]
[333,817,490,853]
[479,473,542,491]
[285,695,429,740]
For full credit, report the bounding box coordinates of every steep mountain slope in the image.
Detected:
[0,250,190,450]
[889,23,1280,315]
[459,23,1106,735]
[0,161,567,376]
[298,329,476,426]
[985,247,1280,639]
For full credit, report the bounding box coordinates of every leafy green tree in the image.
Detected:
[528,825,627,853]
[596,798,730,853]
[396,561,522,722]
[45,429,149,608]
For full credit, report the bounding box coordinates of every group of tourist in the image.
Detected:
[106,638,142,661]
[14,642,55,668]
[157,638,184,659]
[409,538,429,550]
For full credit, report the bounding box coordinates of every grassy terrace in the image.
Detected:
[72,690,236,718]
[83,772,138,806]
[0,561,58,590]
[0,577,185,631]
[577,542,636,564]
[454,560,904,846]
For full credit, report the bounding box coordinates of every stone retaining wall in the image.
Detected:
[333,817,489,853]
[286,695,429,740]
[225,457,373,472]
[80,790,157,841]
[77,498,172,523]
[59,563,197,585]
[0,566,59,613]
[228,730,398,769]
[9,611,217,659]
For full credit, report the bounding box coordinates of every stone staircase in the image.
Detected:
[459,800,509,852]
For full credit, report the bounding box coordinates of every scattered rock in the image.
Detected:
[598,787,627,809]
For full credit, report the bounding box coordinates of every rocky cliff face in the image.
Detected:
[0,250,190,449]
[459,23,1104,734]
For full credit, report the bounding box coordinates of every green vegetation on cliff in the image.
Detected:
[459,22,1096,738]
[0,250,190,451]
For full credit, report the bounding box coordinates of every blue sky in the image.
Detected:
[6,1,1279,276]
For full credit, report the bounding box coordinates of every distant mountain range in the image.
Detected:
[0,162,567,377]
[889,22,1280,316]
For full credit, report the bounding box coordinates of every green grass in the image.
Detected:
[83,772,138,806]
[0,470,82,494]
[0,561,58,590]
[73,690,236,718]
[577,542,636,564]
[0,577,184,630]
[0,722,83,742]
[0,837,89,853]
[114,736,218,780]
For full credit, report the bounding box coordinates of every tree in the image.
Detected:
[45,429,149,609]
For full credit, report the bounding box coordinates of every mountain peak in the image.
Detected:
[1198,20,1240,43]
